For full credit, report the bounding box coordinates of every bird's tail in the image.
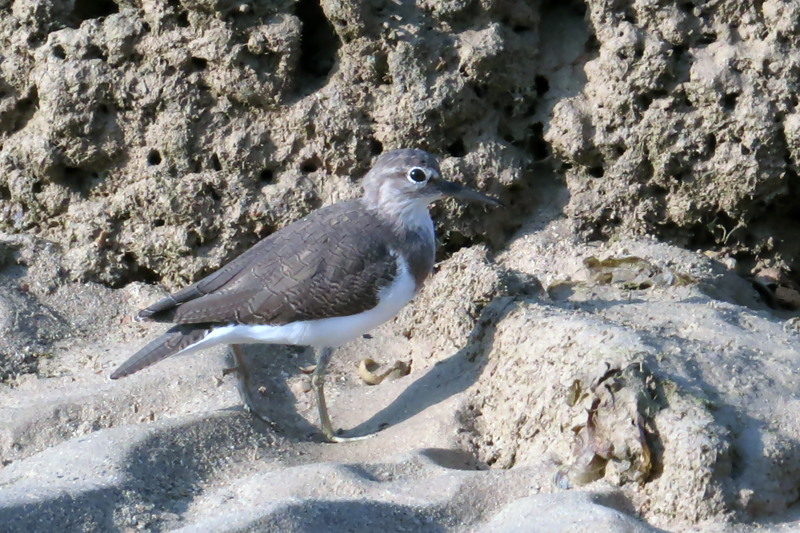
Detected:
[110,325,210,379]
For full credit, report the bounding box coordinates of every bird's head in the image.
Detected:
[360,149,501,222]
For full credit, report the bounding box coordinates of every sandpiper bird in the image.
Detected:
[111,148,501,442]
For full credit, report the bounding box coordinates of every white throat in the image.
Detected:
[370,186,436,242]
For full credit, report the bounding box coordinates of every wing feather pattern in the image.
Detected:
[137,200,399,327]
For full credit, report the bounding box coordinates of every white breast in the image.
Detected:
[174,254,417,356]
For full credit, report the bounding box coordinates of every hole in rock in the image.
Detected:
[706,133,717,154]
[369,138,383,155]
[722,93,739,110]
[472,83,488,99]
[588,165,605,178]
[211,153,222,171]
[447,139,467,158]
[73,0,118,23]
[12,87,38,133]
[296,0,340,80]
[190,57,207,72]
[534,75,550,97]
[57,166,95,196]
[437,230,478,263]
[83,44,107,61]
[374,53,391,84]
[120,252,162,285]
[259,169,274,183]
[147,150,162,166]
[53,45,66,59]
[301,160,319,173]
[698,32,717,45]
[202,184,221,202]
[176,11,190,27]
[530,122,549,161]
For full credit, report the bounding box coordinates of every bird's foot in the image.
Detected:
[312,371,375,443]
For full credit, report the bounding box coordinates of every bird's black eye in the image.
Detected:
[407,167,428,183]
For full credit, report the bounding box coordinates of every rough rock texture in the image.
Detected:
[547,0,800,278]
[2,0,800,532]
[0,0,542,289]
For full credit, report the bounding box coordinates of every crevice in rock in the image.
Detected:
[119,252,162,287]
[436,230,478,263]
[11,87,38,134]
[534,75,550,97]
[54,166,98,198]
[176,11,190,28]
[295,0,340,91]
[210,153,222,171]
[374,52,390,85]
[200,183,221,202]
[529,122,549,161]
[82,44,107,62]
[369,138,383,155]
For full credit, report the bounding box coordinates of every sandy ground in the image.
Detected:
[2,0,800,531]
[2,174,800,532]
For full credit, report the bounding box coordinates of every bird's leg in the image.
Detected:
[312,347,374,443]
[226,344,271,424]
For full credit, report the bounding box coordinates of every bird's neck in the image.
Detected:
[360,195,435,244]
[360,195,436,292]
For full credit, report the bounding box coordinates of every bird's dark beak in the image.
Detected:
[433,178,504,207]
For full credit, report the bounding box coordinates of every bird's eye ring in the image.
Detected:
[407,167,428,183]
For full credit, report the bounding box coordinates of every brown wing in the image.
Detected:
[139,200,400,326]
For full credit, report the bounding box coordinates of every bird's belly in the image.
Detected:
[205,264,417,348]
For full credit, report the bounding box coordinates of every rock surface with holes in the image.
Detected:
[3,1,800,532]
[547,0,800,279]
[0,0,547,288]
